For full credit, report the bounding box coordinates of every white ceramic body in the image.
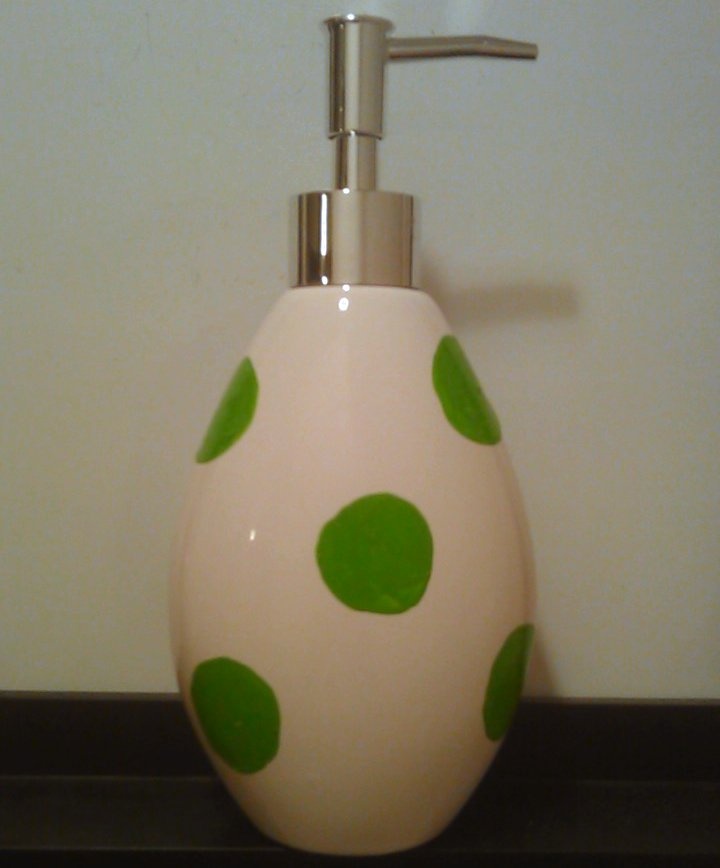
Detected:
[170,285,534,855]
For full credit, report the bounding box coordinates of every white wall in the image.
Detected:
[1,0,718,697]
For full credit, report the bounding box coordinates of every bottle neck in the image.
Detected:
[293,189,414,288]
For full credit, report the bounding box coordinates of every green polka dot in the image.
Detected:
[316,493,433,614]
[190,657,280,773]
[196,357,258,463]
[483,624,534,741]
[432,335,501,444]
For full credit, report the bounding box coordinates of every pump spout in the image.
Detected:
[388,35,538,61]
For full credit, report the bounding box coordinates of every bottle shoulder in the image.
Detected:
[267,284,449,331]
[246,285,452,365]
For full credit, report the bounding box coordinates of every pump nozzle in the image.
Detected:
[295,14,537,288]
[388,35,538,61]
[327,15,537,191]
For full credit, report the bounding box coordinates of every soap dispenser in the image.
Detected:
[170,14,538,856]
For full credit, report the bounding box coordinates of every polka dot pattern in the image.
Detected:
[316,493,433,614]
[196,357,258,463]
[483,624,534,741]
[187,320,529,804]
[432,335,501,444]
[191,656,280,773]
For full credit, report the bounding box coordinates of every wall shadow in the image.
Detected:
[420,256,580,328]
[526,629,558,698]
[420,256,569,699]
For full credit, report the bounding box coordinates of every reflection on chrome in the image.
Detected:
[319,194,328,257]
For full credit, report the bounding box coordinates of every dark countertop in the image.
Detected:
[1,695,718,866]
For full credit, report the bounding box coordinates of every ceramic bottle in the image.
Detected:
[170,14,538,856]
